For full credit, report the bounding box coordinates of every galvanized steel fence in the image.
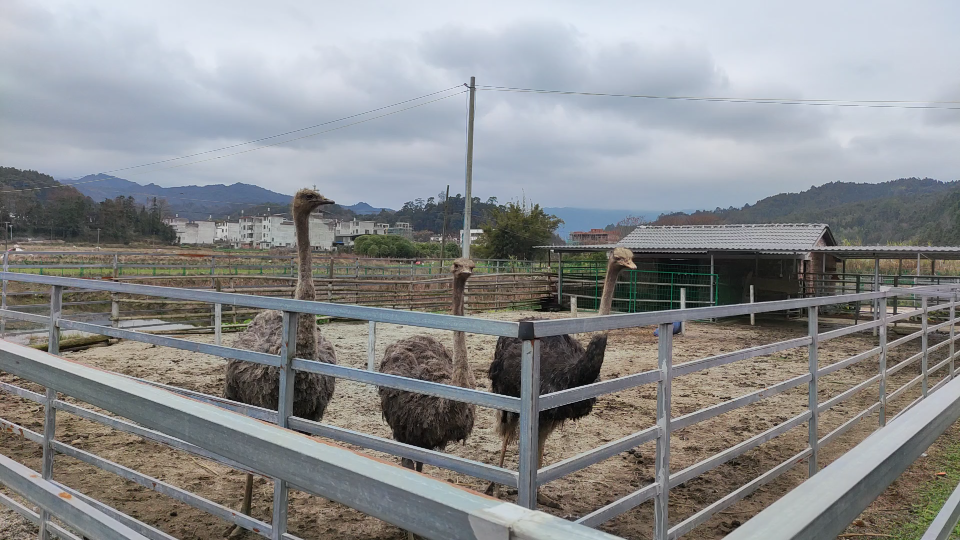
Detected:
[0,271,958,539]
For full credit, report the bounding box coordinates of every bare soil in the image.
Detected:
[0,311,949,539]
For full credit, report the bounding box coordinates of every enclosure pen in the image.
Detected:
[1,270,959,539]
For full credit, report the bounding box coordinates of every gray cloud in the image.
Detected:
[1,1,958,213]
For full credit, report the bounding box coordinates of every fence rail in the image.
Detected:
[1,271,959,538]
[0,340,617,540]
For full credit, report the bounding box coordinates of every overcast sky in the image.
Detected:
[2,1,958,212]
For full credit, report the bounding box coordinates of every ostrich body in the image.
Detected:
[486,247,636,506]
[377,258,476,472]
[222,189,337,537]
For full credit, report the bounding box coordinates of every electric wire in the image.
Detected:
[102,85,465,175]
[0,88,467,195]
[478,85,960,110]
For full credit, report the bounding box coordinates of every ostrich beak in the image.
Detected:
[625,260,637,270]
[320,196,335,205]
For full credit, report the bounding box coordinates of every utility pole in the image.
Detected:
[462,76,477,259]
[440,185,450,268]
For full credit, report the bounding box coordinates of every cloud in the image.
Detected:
[1,1,958,214]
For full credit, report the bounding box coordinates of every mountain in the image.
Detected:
[1,167,175,244]
[346,202,393,214]
[69,174,292,219]
[652,177,960,245]
[545,207,670,238]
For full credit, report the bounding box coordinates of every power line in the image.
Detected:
[0,86,467,195]
[126,90,467,176]
[102,86,466,175]
[478,85,960,110]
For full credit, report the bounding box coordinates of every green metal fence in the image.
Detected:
[560,261,718,313]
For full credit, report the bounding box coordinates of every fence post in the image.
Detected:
[557,253,563,305]
[679,288,686,335]
[210,255,216,288]
[367,321,377,371]
[111,293,120,329]
[951,292,957,380]
[655,322,673,540]
[112,253,118,279]
[1,251,7,338]
[808,306,819,477]
[749,285,755,326]
[517,338,541,510]
[272,311,298,540]
[922,296,929,398]
[571,296,578,317]
[854,274,861,325]
[215,303,222,347]
[39,285,63,540]
[879,297,888,426]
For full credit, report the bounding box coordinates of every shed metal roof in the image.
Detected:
[810,245,960,260]
[616,223,834,250]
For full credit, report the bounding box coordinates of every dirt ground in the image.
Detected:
[0,310,951,539]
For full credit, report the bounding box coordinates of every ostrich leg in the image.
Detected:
[483,434,511,496]
[535,430,561,509]
[224,473,253,538]
[399,459,420,540]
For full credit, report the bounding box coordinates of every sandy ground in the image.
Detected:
[0,310,950,539]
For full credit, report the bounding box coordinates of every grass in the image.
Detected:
[891,435,960,539]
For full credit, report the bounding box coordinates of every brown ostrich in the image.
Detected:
[485,247,636,507]
[377,258,477,473]
[222,189,337,537]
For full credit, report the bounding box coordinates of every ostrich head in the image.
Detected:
[610,247,637,270]
[292,189,335,216]
[451,258,475,279]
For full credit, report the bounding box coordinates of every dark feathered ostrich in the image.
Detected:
[377,258,476,475]
[222,189,337,538]
[485,247,636,508]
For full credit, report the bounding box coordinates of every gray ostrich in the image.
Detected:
[485,247,636,508]
[222,189,337,537]
[377,258,477,472]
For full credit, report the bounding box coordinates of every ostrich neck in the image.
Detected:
[294,209,315,301]
[598,260,624,316]
[451,275,474,388]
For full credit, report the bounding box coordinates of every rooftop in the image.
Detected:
[616,223,835,250]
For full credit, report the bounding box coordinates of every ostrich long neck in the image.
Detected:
[451,274,474,388]
[294,208,315,301]
[597,259,624,316]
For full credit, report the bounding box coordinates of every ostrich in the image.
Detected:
[222,189,337,537]
[377,258,477,473]
[485,247,636,507]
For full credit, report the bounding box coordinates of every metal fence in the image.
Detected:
[558,261,718,313]
[725,369,960,540]
[1,271,959,539]
[0,339,619,540]
[1,251,552,279]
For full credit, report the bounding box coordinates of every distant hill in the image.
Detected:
[651,177,960,245]
[346,202,393,214]
[69,174,292,219]
[1,167,175,244]
[545,207,668,238]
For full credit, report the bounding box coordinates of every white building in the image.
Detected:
[387,222,414,239]
[334,220,388,247]
[308,215,336,251]
[164,217,216,245]
[459,228,484,247]
[215,222,241,245]
[239,216,266,248]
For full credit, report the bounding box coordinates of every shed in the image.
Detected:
[544,223,839,311]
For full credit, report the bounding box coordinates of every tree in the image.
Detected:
[474,200,562,260]
[354,234,417,258]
